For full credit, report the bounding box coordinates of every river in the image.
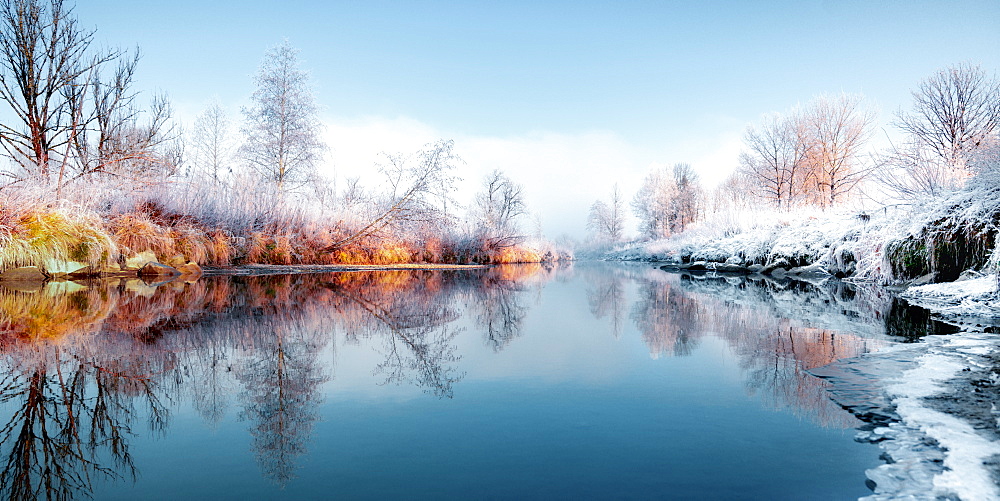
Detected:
[0,262,949,499]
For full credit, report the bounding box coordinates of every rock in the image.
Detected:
[747,264,765,273]
[138,262,181,277]
[786,264,832,278]
[713,263,750,273]
[686,261,709,271]
[177,262,202,277]
[957,269,985,282]
[165,255,188,268]
[762,258,791,275]
[725,255,744,265]
[67,262,130,279]
[125,251,158,270]
[44,259,88,277]
[0,266,47,282]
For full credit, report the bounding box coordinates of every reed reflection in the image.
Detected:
[0,267,547,497]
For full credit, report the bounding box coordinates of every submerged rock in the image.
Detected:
[177,262,203,277]
[138,262,181,277]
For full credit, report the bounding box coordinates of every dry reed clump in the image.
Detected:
[492,246,542,264]
[241,231,296,264]
[0,207,119,271]
[207,230,233,265]
[110,213,176,261]
[170,223,211,265]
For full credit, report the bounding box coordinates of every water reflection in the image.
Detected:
[585,268,626,338]
[0,264,919,498]
[581,266,892,428]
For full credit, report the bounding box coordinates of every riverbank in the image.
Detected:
[603,187,998,287]
[0,199,569,281]
[603,190,1000,499]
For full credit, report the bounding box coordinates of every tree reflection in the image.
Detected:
[582,268,892,429]
[237,322,328,486]
[630,277,702,357]
[585,269,626,338]
[675,273,888,428]
[0,264,552,496]
[470,272,527,352]
[322,272,464,398]
[0,342,168,500]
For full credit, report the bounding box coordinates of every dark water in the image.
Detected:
[0,263,902,500]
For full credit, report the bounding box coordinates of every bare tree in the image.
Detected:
[801,93,875,207]
[473,169,528,250]
[873,137,962,198]
[0,0,115,183]
[896,63,1000,172]
[71,56,177,185]
[240,40,325,191]
[738,113,809,209]
[710,170,754,214]
[190,100,234,183]
[323,139,461,250]
[587,184,625,243]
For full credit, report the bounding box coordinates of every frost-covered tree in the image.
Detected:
[240,41,325,191]
[738,113,810,209]
[587,184,625,243]
[632,166,677,239]
[741,95,874,208]
[897,63,1000,173]
[474,169,527,250]
[632,164,703,239]
[671,163,703,232]
[800,93,875,207]
[191,100,234,183]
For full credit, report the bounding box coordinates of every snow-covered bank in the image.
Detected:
[902,276,1000,325]
[606,209,870,278]
[606,189,1000,499]
[605,187,999,285]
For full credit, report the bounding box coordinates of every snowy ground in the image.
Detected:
[902,276,1000,327]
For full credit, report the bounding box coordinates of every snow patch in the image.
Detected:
[901,277,1000,323]
[863,334,1000,501]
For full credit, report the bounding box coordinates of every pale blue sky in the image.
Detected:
[78,0,1000,236]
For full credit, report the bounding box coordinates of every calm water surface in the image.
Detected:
[0,263,901,499]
